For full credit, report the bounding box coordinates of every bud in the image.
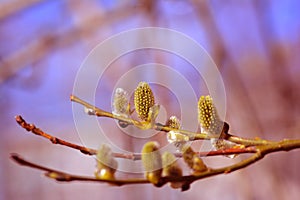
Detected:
[192,156,208,174]
[167,131,189,150]
[182,146,207,174]
[166,116,181,129]
[182,146,195,169]
[112,88,130,117]
[198,96,239,157]
[94,144,118,180]
[148,104,160,123]
[166,116,189,150]
[141,141,162,186]
[134,82,155,121]
[211,138,244,158]
[198,95,223,136]
[84,107,95,115]
[162,152,183,189]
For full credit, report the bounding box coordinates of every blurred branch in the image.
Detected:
[0,2,137,83]
[191,0,265,133]
[0,36,54,84]
[0,0,43,20]
[253,0,296,128]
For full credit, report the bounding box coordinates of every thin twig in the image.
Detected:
[10,153,149,186]
[11,136,300,187]
[70,95,207,138]
[15,115,257,160]
[226,134,277,146]
[15,115,97,156]
[70,95,276,146]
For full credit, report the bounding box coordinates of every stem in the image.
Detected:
[70,95,275,146]
[15,115,97,155]
[227,134,276,146]
[71,95,206,138]
[10,154,148,186]
[70,95,133,125]
[11,137,300,187]
[15,115,257,159]
[195,139,300,183]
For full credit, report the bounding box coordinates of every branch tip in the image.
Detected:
[10,153,24,165]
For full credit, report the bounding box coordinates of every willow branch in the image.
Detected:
[159,152,263,185]
[6,152,267,187]
[70,95,275,146]
[15,115,97,156]
[168,139,300,184]
[10,152,262,187]
[15,115,257,160]
[12,96,300,189]
[11,137,300,187]
[10,153,148,186]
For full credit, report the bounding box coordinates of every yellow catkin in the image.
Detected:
[182,146,207,174]
[162,152,183,189]
[94,144,118,180]
[198,95,223,135]
[141,141,162,186]
[162,152,182,177]
[134,82,155,121]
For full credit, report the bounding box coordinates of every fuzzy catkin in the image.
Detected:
[141,141,162,185]
[198,95,223,135]
[134,82,155,121]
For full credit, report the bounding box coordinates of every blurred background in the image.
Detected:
[1,0,300,199]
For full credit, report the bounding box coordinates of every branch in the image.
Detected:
[11,136,300,188]
[12,96,300,190]
[10,153,148,186]
[15,115,97,156]
[70,95,275,146]
[8,153,262,187]
[169,139,300,184]
[15,115,257,159]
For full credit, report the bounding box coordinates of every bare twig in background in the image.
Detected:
[253,0,296,129]
[0,1,136,83]
[0,0,43,20]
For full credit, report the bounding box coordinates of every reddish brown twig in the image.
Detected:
[12,113,300,190]
[15,115,259,160]
[10,153,149,186]
[15,115,97,156]
[11,135,300,188]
